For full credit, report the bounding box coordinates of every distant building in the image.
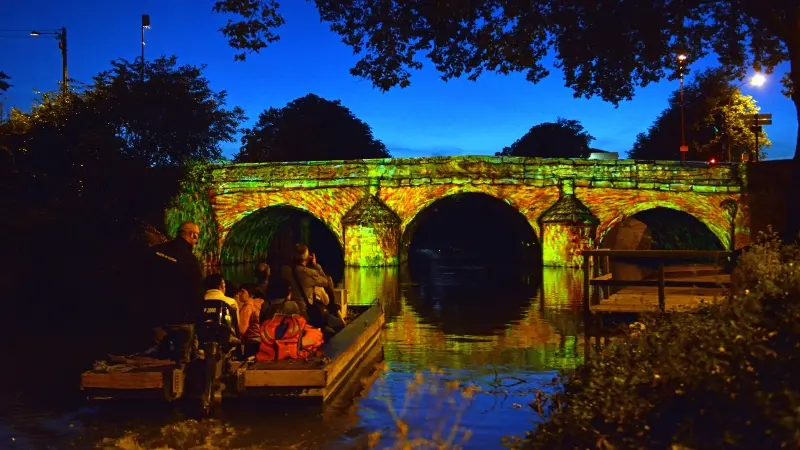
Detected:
[586,148,619,160]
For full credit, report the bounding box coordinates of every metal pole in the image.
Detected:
[754,126,760,163]
[59,27,68,93]
[680,73,686,161]
[141,24,145,79]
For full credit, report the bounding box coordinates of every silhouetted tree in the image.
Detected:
[213,1,798,163]
[0,71,10,93]
[90,56,245,167]
[235,93,389,162]
[629,68,770,162]
[496,118,594,158]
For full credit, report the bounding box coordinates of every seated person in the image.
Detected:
[281,244,345,333]
[256,299,324,361]
[227,282,263,357]
[203,274,238,311]
[253,263,270,298]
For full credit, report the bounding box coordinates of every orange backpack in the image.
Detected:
[256,314,324,361]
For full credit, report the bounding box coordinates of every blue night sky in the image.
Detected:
[1,1,796,160]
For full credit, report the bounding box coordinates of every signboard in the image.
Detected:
[679,145,689,152]
[746,113,773,126]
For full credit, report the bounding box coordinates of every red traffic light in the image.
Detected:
[709,158,717,164]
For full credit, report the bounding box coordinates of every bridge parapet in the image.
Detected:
[211,156,742,194]
[175,156,749,268]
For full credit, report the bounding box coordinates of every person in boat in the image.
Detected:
[281,244,345,334]
[148,221,205,365]
[253,263,270,298]
[203,274,238,312]
[256,298,325,361]
[227,282,263,357]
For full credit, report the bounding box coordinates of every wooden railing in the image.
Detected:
[581,249,733,313]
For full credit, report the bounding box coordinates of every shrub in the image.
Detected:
[522,232,800,449]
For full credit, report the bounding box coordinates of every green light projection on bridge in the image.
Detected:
[220,207,292,264]
[169,156,748,267]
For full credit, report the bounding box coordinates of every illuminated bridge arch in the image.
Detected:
[220,204,344,265]
[597,201,732,250]
[395,189,543,263]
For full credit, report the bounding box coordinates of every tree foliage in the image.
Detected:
[235,93,389,162]
[496,118,595,158]
[0,71,10,93]
[89,56,245,167]
[524,232,800,449]
[629,68,771,162]
[213,0,799,160]
[0,55,243,206]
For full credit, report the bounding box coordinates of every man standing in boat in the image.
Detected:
[148,221,205,366]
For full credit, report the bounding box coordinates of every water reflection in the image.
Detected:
[2,262,587,449]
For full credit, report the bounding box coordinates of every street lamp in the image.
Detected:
[750,72,766,87]
[30,27,68,94]
[677,54,688,161]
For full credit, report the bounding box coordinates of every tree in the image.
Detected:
[90,56,245,167]
[213,1,799,163]
[496,118,595,158]
[235,93,389,162]
[629,68,770,162]
[0,71,10,93]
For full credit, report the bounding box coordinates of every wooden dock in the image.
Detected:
[582,250,732,314]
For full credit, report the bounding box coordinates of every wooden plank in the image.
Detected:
[590,279,730,288]
[244,369,326,388]
[590,286,726,314]
[81,371,164,390]
[324,308,384,401]
[582,250,731,259]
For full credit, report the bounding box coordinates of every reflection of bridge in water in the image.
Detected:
[337,265,587,373]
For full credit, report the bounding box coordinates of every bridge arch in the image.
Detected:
[220,204,344,271]
[597,203,729,251]
[399,191,541,264]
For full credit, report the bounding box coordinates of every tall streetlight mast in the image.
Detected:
[141,14,151,80]
[30,27,68,94]
[677,54,688,161]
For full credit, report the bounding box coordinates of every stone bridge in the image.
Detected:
[168,156,749,268]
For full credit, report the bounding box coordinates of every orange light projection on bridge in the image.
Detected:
[165,157,749,268]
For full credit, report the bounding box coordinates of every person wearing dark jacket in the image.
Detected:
[149,221,205,365]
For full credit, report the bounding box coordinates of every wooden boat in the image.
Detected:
[80,292,385,407]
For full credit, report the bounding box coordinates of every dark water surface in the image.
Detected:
[1,262,586,449]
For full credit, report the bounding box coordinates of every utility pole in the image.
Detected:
[141,14,151,80]
[30,27,68,93]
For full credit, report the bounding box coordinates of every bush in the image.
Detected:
[522,232,800,449]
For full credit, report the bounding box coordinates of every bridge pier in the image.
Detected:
[341,194,401,267]
[539,180,599,267]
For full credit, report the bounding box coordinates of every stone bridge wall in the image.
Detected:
[181,156,748,267]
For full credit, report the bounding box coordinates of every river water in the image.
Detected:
[1,261,586,449]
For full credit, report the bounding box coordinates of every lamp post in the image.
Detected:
[141,14,151,80]
[30,27,68,94]
[677,54,688,161]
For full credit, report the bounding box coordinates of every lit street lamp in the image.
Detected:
[677,54,688,161]
[30,27,68,94]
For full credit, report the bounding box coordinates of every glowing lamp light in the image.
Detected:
[29,31,40,36]
[677,54,687,62]
[709,158,717,164]
[750,72,766,87]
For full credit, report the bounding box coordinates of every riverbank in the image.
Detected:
[520,233,800,449]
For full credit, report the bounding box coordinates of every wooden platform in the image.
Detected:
[582,249,734,315]
[590,286,727,313]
